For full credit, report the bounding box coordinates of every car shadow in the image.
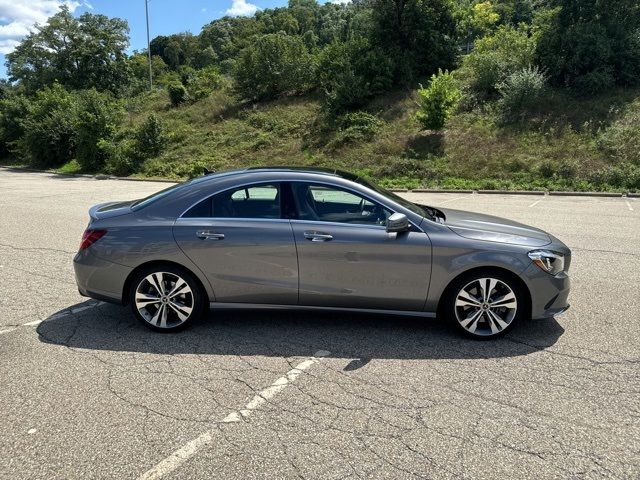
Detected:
[36,300,565,360]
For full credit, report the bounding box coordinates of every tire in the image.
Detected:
[129,265,205,332]
[442,270,525,339]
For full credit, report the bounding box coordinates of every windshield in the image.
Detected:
[131,181,191,211]
[355,177,431,219]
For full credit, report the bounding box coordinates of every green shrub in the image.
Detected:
[416,69,461,130]
[0,94,30,157]
[316,39,393,114]
[587,163,640,190]
[497,66,546,122]
[101,137,137,176]
[233,33,314,101]
[168,82,188,107]
[187,66,223,101]
[135,114,166,159]
[75,89,125,171]
[598,101,640,165]
[327,112,383,148]
[19,84,78,167]
[460,25,536,98]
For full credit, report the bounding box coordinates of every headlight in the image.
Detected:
[528,250,565,275]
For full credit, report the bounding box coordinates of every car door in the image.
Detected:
[173,182,298,304]
[289,182,431,311]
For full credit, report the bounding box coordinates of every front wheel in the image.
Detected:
[130,266,205,332]
[444,272,524,339]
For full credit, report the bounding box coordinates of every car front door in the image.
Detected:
[173,182,298,305]
[289,182,431,311]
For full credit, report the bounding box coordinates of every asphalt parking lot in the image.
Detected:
[1,168,638,479]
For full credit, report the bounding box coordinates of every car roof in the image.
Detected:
[192,166,359,184]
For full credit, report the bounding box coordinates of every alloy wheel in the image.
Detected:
[135,272,194,329]
[454,277,518,336]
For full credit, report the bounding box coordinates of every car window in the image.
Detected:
[183,183,281,219]
[292,183,391,226]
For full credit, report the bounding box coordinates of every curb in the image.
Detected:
[2,166,635,197]
[477,190,545,195]
[548,191,623,198]
[0,166,176,184]
[411,188,474,194]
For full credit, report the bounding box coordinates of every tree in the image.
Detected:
[233,33,314,100]
[317,39,394,113]
[371,0,458,85]
[75,90,125,171]
[536,0,640,93]
[6,7,130,94]
[18,84,78,167]
[456,1,500,48]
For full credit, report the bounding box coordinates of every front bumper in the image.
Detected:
[73,250,132,305]
[522,262,571,319]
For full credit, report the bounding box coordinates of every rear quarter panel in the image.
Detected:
[87,214,216,301]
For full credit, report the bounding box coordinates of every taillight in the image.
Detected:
[79,229,107,250]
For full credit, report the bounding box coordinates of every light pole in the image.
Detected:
[145,0,153,90]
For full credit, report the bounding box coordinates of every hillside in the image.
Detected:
[71,85,640,192]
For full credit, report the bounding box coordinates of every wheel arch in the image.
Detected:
[122,260,210,306]
[436,266,532,319]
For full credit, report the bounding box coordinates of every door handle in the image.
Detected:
[304,231,333,242]
[196,230,225,240]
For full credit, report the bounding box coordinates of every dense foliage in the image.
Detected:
[0,0,639,191]
[7,7,130,94]
[416,70,461,130]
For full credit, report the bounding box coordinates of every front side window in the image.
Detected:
[292,183,391,226]
[184,183,281,219]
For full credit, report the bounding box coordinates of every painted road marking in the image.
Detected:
[625,200,634,211]
[439,195,472,205]
[528,198,544,208]
[0,301,107,332]
[139,350,331,480]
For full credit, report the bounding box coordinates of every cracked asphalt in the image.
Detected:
[1,169,639,479]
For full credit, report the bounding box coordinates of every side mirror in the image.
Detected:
[386,213,410,233]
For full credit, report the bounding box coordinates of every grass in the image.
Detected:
[4,85,639,191]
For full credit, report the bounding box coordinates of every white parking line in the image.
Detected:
[139,350,331,480]
[528,198,544,208]
[439,195,472,205]
[0,328,17,335]
[9,302,106,330]
[625,200,634,211]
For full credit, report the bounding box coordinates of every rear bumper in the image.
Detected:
[523,263,571,319]
[74,250,132,305]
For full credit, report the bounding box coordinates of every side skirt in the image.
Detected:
[209,302,437,318]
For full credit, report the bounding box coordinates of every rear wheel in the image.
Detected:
[444,271,524,339]
[130,266,205,332]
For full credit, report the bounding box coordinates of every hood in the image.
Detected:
[89,201,134,221]
[440,207,551,247]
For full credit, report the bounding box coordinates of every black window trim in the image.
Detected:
[180,181,283,220]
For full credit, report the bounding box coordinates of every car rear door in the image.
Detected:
[289,182,431,311]
[173,182,298,305]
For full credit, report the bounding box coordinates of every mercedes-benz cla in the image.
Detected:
[74,168,570,339]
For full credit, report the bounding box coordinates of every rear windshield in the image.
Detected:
[131,181,190,211]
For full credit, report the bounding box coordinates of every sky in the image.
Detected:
[0,0,339,79]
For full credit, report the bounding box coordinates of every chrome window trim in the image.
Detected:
[289,218,387,230]
[175,217,291,225]
[177,177,426,233]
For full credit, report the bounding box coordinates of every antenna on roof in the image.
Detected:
[203,167,214,175]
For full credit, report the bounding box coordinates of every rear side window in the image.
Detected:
[183,183,281,219]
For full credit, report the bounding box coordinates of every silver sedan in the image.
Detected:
[73,168,571,339]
